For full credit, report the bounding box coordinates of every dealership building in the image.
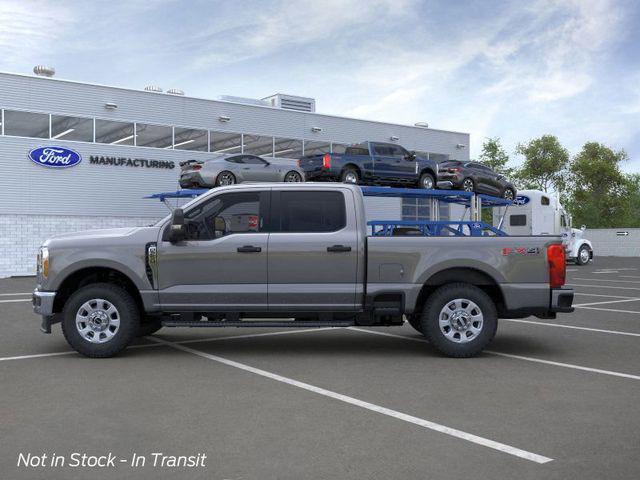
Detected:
[0,69,470,278]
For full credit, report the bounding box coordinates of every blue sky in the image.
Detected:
[1,0,638,171]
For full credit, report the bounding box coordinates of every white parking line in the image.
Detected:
[573,278,640,285]
[573,298,640,307]
[568,284,640,291]
[0,292,32,296]
[0,299,31,304]
[501,319,640,337]
[574,292,639,299]
[621,275,640,279]
[347,328,640,381]
[148,336,553,464]
[0,327,338,362]
[574,306,640,315]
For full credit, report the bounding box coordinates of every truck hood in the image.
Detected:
[43,226,161,248]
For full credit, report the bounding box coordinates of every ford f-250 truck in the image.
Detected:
[299,141,439,189]
[33,183,574,358]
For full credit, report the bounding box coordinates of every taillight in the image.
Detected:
[192,164,202,170]
[322,153,331,169]
[297,159,301,167]
[547,244,566,288]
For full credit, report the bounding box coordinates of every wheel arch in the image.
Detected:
[341,163,362,177]
[413,267,505,317]
[53,266,144,315]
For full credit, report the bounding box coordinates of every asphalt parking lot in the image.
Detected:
[1,257,639,480]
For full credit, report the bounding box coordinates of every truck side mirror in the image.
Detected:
[214,217,226,238]
[405,151,416,161]
[169,208,186,243]
[581,225,586,231]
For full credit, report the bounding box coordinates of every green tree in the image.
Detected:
[514,135,569,192]
[478,137,514,177]
[566,142,633,228]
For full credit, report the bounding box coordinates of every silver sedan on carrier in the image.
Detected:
[179,154,305,188]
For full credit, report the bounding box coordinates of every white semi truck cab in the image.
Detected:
[494,189,594,265]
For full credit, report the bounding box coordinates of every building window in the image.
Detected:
[173,127,208,151]
[210,131,242,154]
[51,115,93,142]
[136,123,172,149]
[303,140,331,156]
[3,110,49,138]
[243,135,274,156]
[95,119,135,145]
[273,137,303,158]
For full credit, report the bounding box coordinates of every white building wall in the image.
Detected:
[583,228,640,257]
[0,214,159,277]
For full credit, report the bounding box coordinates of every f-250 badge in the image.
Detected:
[502,247,540,256]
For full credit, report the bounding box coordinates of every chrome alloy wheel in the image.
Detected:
[438,298,484,343]
[421,175,434,189]
[343,171,358,184]
[218,172,236,186]
[284,171,303,182]
[462,179,474,192]
[503,189,515,200]
[75,298,120,343]
[579,247,590,264]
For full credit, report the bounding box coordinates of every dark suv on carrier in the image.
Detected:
[437,160,516,199]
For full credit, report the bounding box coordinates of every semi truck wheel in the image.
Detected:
[576,245,591,265]
[420,283,497,358]
[61,283,140,358]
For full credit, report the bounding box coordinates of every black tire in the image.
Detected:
[418,172,435,189]
[502,187,515,200]
[462,178,475,192]
[340,167,360,184]
[420,283,497,358]
[406,315,423,334]
[215,171,236,187]
[137,318,163,337]
[61,283,140,358]
[576,245,591,266]
[284,171,303,182]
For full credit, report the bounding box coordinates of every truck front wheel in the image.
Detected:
[421,283,497,357]
[576,245,591,265]
[61,283,140,358]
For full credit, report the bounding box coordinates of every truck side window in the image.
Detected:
[183,192,262,240]
[279,191,346,233]
[510,215,527,226]
[541,196,550,205]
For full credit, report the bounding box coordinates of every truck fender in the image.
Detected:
[570,239,593,258]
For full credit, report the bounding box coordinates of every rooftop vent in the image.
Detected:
[167,88,185,96]
[262,94,316,112]
[414,122,429,128]
[33,65,55,77]
[144,85,163,93]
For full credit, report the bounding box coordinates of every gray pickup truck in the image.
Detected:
[33,183,574,358]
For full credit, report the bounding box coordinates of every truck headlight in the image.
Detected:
[38,247,50,278]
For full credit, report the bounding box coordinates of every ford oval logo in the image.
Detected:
[28,146,82,168]
[514,195,530,206]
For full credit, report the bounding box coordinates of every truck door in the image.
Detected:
[156,190,270,311]
[267,189,359,311]
[371,143,414,182]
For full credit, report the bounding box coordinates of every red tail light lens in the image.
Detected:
[322,153,331,169]
[192,165,202,170]
[296,159,301,167]
[547,244,566,288]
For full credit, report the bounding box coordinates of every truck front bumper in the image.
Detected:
[32,289,57,333]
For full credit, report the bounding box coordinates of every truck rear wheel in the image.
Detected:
[341,167,360,184]
[61,283,140,358]
[420,283,497,357]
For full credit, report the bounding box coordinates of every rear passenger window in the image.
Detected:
[279,191,346,232]
[510,215,527,226]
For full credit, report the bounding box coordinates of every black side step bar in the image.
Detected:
[161,320,355,328]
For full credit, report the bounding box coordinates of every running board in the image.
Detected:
[161,320,355,328]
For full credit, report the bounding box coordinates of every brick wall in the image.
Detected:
[0,214,160,278]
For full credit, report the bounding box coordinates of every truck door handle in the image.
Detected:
[327,245,351,252]
[237,245,262,253]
